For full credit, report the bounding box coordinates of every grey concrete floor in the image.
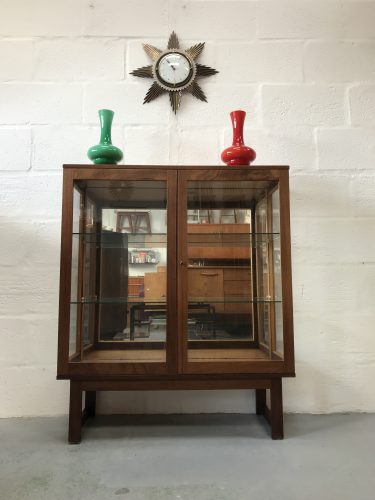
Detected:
[0,414,374,500]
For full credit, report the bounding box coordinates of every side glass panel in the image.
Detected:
[185,179,283,364]
[272,188,283,355]
[69,187,81,357]
[255,188,283,357]
[69,180,167,364]
[255,198,269,347]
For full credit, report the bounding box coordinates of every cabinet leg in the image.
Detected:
[255,389,266,415]
[85,391,96,418]
[270,379,284,440]
[68,381,82,444]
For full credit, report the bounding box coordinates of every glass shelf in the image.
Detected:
[187,233,279,248]
[71,298,280,305]
[72,232,167,249]
[71,298,166,305]
[188,233,279,240]
[72,232,278,249]
[73,232,167,236]
[72,231,277,237]
[188,265,251,269]
[187,232,280,236]
[188,298,281,304]
[73,232,167,240]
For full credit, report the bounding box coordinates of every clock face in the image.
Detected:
[155,52,194,88]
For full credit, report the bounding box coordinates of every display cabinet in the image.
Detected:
[57,165,294,442]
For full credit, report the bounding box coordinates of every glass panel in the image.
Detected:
[69,180,167,363]
[256,197,270,347]
[69,303,78,358]
[69,187,81,357]
[272,188,283,355]
[257,302,270,346]
[186,180,280,363]
[275,302,283,355]
[69,303,95,355]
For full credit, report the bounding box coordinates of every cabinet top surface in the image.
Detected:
[63,164,290,171]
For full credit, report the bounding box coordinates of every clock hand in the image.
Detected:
[167,60,176,71]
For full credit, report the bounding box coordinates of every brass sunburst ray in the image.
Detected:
[130,65,153,78]
[186,43,205,60]
[144,82,165,104]
[168,31,180,50]
[143,43,162,61]
[186,82,207,102]
[169,91,182,114]
[196,64,219,77]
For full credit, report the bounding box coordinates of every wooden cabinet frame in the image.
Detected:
[57,165,295,442]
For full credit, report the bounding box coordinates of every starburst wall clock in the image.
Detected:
[130,31,219,113]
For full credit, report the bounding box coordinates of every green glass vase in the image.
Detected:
[87,109,123,164]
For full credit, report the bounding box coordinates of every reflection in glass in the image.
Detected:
[69,302,78,358]
[69,180,168,361]
[272,189,283,355]
[258,303,269,346]
[187,182,260,350]
[187,207,253,342]
[275,303,284,355]
[69,188,81,357]
[256,197,269,346]
[185,180,283,363]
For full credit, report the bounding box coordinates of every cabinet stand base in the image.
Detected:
[68,378,284,443]
[256,379,284,439]
[68,382,97,444]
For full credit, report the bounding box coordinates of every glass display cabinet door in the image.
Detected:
[60,169,177,376]
[178,169,293,375]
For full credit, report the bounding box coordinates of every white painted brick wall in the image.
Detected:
[83,0,169,37]
[32,125,101,169]
[258,1,343,40]
[0,41,34,81]
[0,128,31,170]
[176,127,221,164]
[174,1,257,40]
[317,128,375,170]
[1,0,375,417]
[262,85,347,127]
[124,126,170,164]
[34,39,126,81]
[216,41,304,82]
[84,82,170,124]
[250,126,317,170]
[305,41,375,82]
[0,84,82,124]
[0,0,83,36]
[350,85,375,126]
[178,84,260,126]
[343,1,375,38]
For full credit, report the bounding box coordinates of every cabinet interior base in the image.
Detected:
[75,347,270,364]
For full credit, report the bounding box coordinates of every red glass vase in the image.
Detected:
[221,110,256,166]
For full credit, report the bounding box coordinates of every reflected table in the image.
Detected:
[129,302,216,340]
